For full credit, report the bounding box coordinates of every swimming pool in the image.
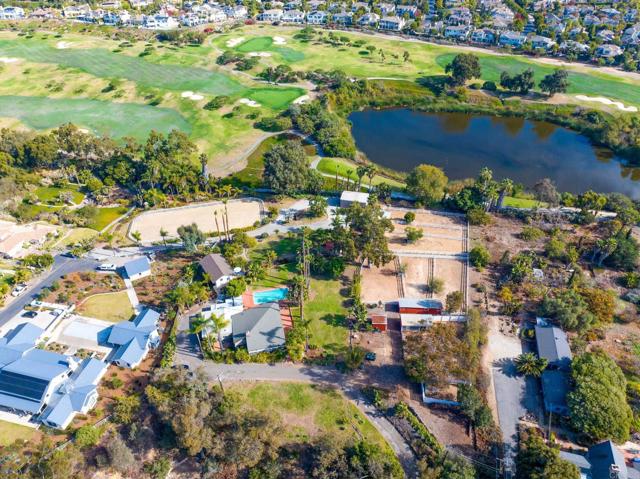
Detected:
[253,287,289,304]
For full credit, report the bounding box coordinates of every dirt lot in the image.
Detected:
[401,257,464,303]
[129,198,262,243]
[361,262,401,304]
[43,271,126,305]
[388,209,466,228]
[134,250,199,308]
[387,209,466,255]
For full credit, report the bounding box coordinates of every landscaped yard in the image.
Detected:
[0,420,38,447]
[503,195,549,209]
[54,227,99,247]
[317,157,406,189]
[230,382,397,457]
[305,276,349,355]
[87,206,129,231]
[34,184,85,205]
[77,291,134,322]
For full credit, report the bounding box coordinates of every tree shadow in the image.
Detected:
[417,75,450,95]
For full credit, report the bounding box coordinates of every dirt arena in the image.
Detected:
[361,262,401,305]
[129,199,262,243]
[387,209,466,255]
[401,257,464,303]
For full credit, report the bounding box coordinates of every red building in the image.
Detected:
[370,314,387,332]
[398,298,443,315]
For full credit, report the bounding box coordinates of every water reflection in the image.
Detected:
[348,109,640,198]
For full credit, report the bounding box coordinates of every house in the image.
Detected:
[231,303,286,354]
[540,369,571,415]
[199,253,234,290]
[340,191,369,208]
[352,1,370,13]
[29,8,56,19]
[281,9,305,23]
[107,308,160,368]
[333,11,354,25]
[444,25,471,40]
[306,10,328,24]
[560,440,640,479]
[101,0,122,9]
[623,24,640,45]
[0,323,105,428]
[63,5,92,18]
[399,298,443,315]
[41,358,108,429]
[0,6,25,19]
[447,7,472,25]
[122,256,151,281]
[471,28,496,44]
[560,40,590,54]
[596,29,616,42]
[358,12,380,26]
[378,16,406,31]
[396,5,418,18]
[257,9,283,22]
[225,5,247,19]
[535,324,572,368]
[379,3,396,15]
[499,30,527,47]
[529,34,556,50]
[129,0,153,7]
[595,43,623,58]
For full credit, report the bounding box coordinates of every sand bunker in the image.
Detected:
[181,91,204,101]
[78,128,90,134]
[293,94,310,105]
[239,98,261,108]
[226,37,245,48]
[248,52,272,57]
[575,95,638,113]
[273,36,287,45]
[56,41,72,49]
[0,57,19,63]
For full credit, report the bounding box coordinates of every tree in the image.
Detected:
[225,277,247,304]
[159,227,169,246]
[308,195,328,218]
[263,140,321,194]
[177,223,205,252]
[406,226,424,243]
[105,433,136,474]
[469,245,490,270]
[457,384,493,436]
[533,178,560,206]
[539,70,569,95]
[515,352,548,377]
[75,425,102,448]
[406,164,448,206]
[580,287,616,324]
[112,394,141,424]
[500,68,535,94]
[427,277,444,295]
[568,352,632,443]
[606,232,639,271]
[446,291,464,312]
[403,211,415,224]
[33,444,85,479]
[445,53,481,86]
[345,346,366,371]
[343,202,394,267]
[540,289,596,332]
[515,428,580,479]
[131,230,142,244]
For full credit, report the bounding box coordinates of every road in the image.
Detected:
[0,255,99,327]
[175,353,419,478]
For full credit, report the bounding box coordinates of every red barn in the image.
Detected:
[398,298,443,315]
[370,314,387,332]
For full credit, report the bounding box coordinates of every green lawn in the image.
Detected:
[235,36,306,62]
[230,382,399,460]
[317,157,406,189]
[0,420,38,447]
[0,95,191,141]
[34,184,84,205]
[77,291,134,322]
[54,227,98,247]
[246,86,305,110]
[305,276,349,355]
[87,206,129,231]
[502,195,548,208]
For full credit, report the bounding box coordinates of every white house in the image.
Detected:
[379,3,396,15]
[122,256,152,281]
[530,34,556,50]
[340,191,370,208]
[396,5,418,18]
[257,9,283,22]
[445,25,471,39]
[378,15,405,31]
[358,12,379,26]
[499,30,527,48]
[622,24,640,45]
[199,253,235,291]
[333,11,353,24]
[471,28,496,44]
[0,6,25,19]
[595,43,623,58]
[281,9,305,23]
[306,10,328,24]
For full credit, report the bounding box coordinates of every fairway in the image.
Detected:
[0,96,191,140]
[0,39,244,95]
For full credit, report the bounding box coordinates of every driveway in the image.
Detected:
[175,355,419,478]
[0,255,99,327]
[487,316,541,473]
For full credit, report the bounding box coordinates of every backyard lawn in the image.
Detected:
[305,277,349,355]
[77,291,134,322]
[317,157,406,189]
[86,206,129,231]
[503,195,549,209]
[0,420,38,447]
[230,382,398,459]
[34,184,85,205]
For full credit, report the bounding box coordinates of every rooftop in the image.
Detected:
[535,325,572,367]
[232,303,285,353]
[199,253,233,281]
[122,256,151,278]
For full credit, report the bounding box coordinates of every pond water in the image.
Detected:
[348,109,640,198]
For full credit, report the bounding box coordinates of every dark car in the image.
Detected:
[21,310,37,318]
[364,352,376,361]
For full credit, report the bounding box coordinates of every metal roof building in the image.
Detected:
[535,325,572,368]
[122,256,151,281]
[107,308,160,368]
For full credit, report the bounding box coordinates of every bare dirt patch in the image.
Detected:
[129,198,262,243]
[361,262,401,304]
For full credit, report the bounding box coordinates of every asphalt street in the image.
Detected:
[0,255,99,327]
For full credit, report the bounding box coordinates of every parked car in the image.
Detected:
[365,352,377,361]
[11,284,27,297]
[21,310,37,318]
[97,263,117,271]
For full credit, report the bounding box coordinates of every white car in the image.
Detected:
[97,263,117,272]
[11,284,27,297]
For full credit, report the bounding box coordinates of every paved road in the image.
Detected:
[175,355,419,478]
[0,255,99,326]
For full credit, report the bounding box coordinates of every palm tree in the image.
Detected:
[264,250,277,269]
[159,227,169,247]
[214,210,222,241]
[356,166,367,190]
[497,179,514,210]
[190,314,207,353]
[515,352,548,377]
[209,313,229,351]
[366,165,378,190]
[131,230,142,245]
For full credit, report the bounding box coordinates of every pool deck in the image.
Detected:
[243,289,293,331]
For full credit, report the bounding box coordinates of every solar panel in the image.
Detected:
[0,371,48,401]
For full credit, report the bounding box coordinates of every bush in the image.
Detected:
[427,277,444,294]
[520,226,545,241]
[403,211,415,224]
[466,207,491,225]
[75,425,102,448]
[623,272,640,289]
[469,245,490,270]
[203,95,230,110]
[482,81,497,91]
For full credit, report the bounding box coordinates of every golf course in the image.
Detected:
[1,24,640,174]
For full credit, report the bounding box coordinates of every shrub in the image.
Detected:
[520,226,545,242]
[466,207,491,226]
[427,277,444,294]
[75,425,102,448]
[403,211,415,224]
[469,245,490,270]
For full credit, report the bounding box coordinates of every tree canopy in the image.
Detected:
[515,428,580,479]
[445,53,482,86]
[406,164,448,206]
[263,140,322,194]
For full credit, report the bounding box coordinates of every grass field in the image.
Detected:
[317,157,406,189]
[87,206,129,231]
[54,227,99,247]
[0,420,38,447]
[77,291,134,322]
[34,184,84,205]
[305,277,349,355]
[502,195,549,208]
[230,382,397,457]
[235,36,306,62]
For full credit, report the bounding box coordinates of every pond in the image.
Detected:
[348,109,640,198]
